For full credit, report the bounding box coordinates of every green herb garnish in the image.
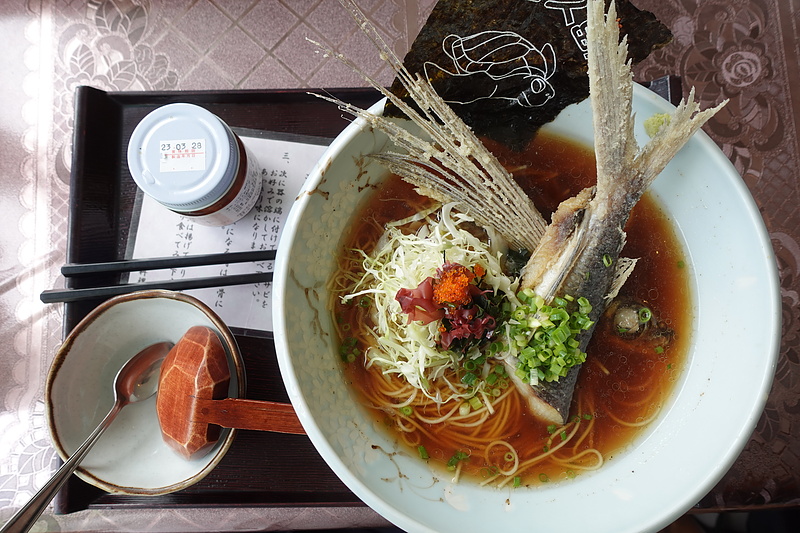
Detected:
[509,289,593,384]
[447,450,470,471]
[417,445,429,460]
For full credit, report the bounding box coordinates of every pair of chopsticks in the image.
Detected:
[40,250,276,304]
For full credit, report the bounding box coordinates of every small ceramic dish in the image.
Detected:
[45,289,245,495]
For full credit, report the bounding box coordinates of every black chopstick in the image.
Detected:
[40,272,273,304]
[61,249,277,277]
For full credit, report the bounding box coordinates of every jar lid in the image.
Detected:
[127,103,239,212]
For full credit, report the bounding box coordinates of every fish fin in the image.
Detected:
[369,149,543,251]
[606,257,639,301]
[308,0,547,252]
[586,0,638,206]
[587,0,726,208]
[634,91,728,188]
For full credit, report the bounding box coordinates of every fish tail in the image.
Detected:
[586,0,638,206]
[634,89,728,188]
[587,0,727,210]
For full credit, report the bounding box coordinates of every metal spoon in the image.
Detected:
[0,341,173,533]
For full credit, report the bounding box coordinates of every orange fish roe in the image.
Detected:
[433,263,475,306]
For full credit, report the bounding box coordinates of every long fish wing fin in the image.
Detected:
[307,0,547,252]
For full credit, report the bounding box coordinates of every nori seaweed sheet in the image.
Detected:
[387,0,672,150]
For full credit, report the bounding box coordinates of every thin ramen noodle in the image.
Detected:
[331,131,690,487]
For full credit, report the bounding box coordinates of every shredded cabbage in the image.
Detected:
[342,203,519,402]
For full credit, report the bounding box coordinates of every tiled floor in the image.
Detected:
[1,0,799,531]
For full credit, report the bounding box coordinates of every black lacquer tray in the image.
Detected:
[59,80,678,513]
[59,86,382,513]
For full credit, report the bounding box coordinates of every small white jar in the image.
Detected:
[127,103,262,226]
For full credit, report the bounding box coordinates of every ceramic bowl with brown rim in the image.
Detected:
[45,289,245,495]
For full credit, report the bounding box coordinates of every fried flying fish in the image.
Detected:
[507,0,725,424]
[318,0,725,425]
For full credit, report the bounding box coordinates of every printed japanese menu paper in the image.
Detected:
[129,131,329,335]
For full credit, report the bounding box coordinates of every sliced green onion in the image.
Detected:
[417,445,429,460]
[507,290,593,384]
[480,466,499,478]
[447,450,469,471]
[489,341,504,354]
[468,396,483,410]
[399,406,413,416]
[602,254,613,267]
[539,473,550,483]
[638,307,653,323]
[513,476,522,488]
[339,339,358,363]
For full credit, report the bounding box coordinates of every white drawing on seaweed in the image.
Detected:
[543,0,585,26]
[423,30,557,108]
[542,0,589,57]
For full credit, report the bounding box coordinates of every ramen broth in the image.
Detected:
[333,130,691,485]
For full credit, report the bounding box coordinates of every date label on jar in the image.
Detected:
[159,139,206,172]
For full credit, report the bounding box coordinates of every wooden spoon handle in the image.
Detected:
[193,397,306,434]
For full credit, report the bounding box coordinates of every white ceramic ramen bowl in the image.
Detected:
[46,289,245,495]
[273,86,780,533]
